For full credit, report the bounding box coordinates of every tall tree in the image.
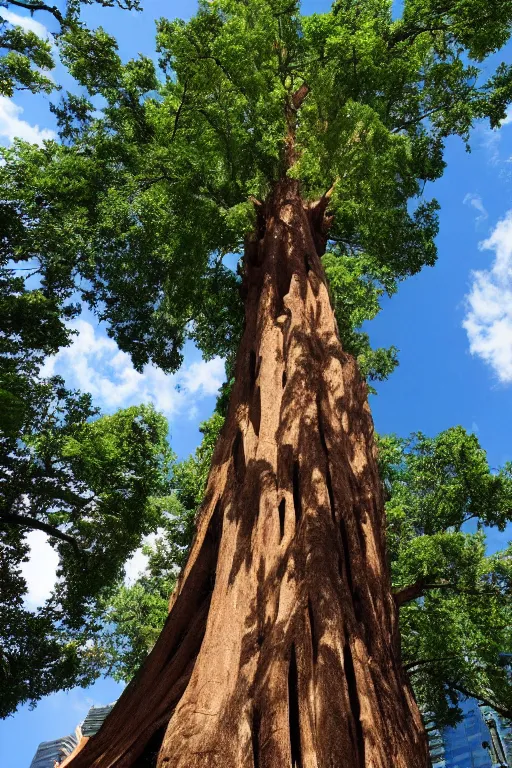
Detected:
[2,0,512,764]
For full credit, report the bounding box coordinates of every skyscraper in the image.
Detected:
[428,698,512,768]
[28,703,116,768]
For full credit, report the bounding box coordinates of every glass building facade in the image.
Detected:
[429,698,512,768]
[28,704,116,767]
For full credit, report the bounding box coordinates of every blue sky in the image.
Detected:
[1,0,512,764]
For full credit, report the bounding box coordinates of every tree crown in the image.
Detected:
[2,0,512,375]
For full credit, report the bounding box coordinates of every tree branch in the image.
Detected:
[291,82,309,110]
[5,0,65,26]
[404,656,460,672]
[387,24,449,48]
[391,102,455,133]
[170,80,188,143]
[450,683,512,721]
[0,511,80,553]
[393,579,456,606]
[395,578,506,606]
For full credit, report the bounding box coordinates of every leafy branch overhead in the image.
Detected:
[0,381,174,717]
[2,0,512,377]
[0,0,141,96]
[381,428,512,727]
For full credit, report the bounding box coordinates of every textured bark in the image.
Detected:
[65,179,429,768]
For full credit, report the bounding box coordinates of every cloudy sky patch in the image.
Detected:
[463,193,488,226]
[0,96,56,145]
[41,318,225,420]
[463,210,512,384]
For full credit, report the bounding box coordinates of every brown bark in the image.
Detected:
[393,580,457,607]
[65,179,429,768]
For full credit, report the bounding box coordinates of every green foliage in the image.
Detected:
[94,573,176,683]
[0,387,174,716]
[1,0,511,379]
[0,520,97,718]
[379,428,512,554]
[0,21,54,96]
[0,259,78,437]
[381,428,512,726]
[0,0,141,97]
[323,249,399,384]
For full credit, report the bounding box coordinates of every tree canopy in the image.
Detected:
[2,0,512,378]
[0,0,141,96]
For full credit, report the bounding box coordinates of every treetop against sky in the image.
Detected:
[2,0,512,381]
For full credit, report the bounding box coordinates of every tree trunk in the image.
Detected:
[66,179,430,768]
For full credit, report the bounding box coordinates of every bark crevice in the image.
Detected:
[307,598,317,665]
[232,428,246,485]
[288,644,303,768]
[343,641,365,768]
[251,707,261,768]
[278,498,286,542]
[292,461,302,525]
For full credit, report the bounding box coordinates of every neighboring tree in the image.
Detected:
[380,428,512,727]
[2,0,512,764]
[0,0,141,96]
[0,385,174,717]
[93,425,512,730]
[0,234,78,437]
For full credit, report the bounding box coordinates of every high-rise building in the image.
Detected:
[28,703,116,768]
[428,698,512,768]
[29,736,78,768]
[480,707,512,768]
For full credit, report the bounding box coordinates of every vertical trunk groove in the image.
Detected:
[65,179,429,768]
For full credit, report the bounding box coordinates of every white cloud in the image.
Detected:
[463,211,512,384]
[123,532,163,585]
[21,530,59,608]
[463,193,488,226]
[181,356,226,396]
[0,8,51,39]
[501,106,512,127]
[480,107,512,165]
[41,319,225,419]
[0,96,56,145]
[124,547,150,585]
[25,321,225,606]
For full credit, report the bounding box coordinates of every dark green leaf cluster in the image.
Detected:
[0,524,93,718]
[323,249,399,385]
[0,383,175,715]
